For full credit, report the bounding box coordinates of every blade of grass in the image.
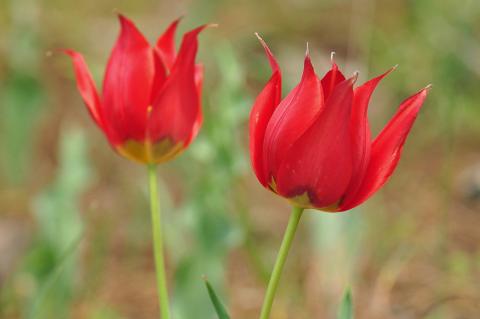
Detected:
[337,288,354,319]
[203,277,230,319]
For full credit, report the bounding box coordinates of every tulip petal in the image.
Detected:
[188,64,204,143]
[148,25,207,145]
[320,61,346,100]
[249,35,282,186]
[102,14,154,142]
[155,18,181,72]
[64,50,104,129]
[151,18,184,107]
[150,51,168,104]
[339,87,429,211]
[340,67,396,209]
[263,53,324,184]
[275,77,355,208]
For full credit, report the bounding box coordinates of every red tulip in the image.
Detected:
[250,35,430,212]
[65,15,208,164]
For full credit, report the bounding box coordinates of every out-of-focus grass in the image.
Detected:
[0,0,44,185]
[1,129,89,319]
[0,0,479,318]
[167,41,249,319]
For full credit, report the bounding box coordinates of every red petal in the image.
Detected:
[188,64,204,143]
[320,61,346,100]
[275,77,355,208]
[340,67,396,209]
[194,64,204,98]
[151,18,184,105]
[155,18,181,72]
[64,50,104,128]
[249,35,282,187]
[148,25,207,146]
[263,53,323,183]
[150,51,168,104]
[339,87,429,211]
[102,15,154,142]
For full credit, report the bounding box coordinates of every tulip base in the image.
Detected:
[259,206,304,319]
[118,139,184,164]
[148,164,171,319]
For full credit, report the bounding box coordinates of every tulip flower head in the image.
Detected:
[66,15,208,164]
[250,35,430,212]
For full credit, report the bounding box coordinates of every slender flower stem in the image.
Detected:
[259,206,304,319]
[148,164,171,319]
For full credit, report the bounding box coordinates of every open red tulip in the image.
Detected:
[250,35,430,212]
[65,15,208,164]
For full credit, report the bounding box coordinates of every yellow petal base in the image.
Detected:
[116,138,185,164]
[269,178,340,212]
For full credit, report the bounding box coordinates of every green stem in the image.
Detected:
[259,206,304,319]
[148,164,171,319]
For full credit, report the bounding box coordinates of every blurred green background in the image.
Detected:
[1,0,480,318]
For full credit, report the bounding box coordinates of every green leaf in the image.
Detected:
[337,288,354,319]
[203,277,230,319]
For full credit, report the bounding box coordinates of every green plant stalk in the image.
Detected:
[148,164,171,319]
[259,206,304,319]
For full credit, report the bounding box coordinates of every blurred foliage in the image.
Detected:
[0,0,44,185]
[166,42,249,319]
[1,129,90,318]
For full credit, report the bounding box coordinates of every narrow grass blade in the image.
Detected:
[337,288,354,319]
[203,277,230,319]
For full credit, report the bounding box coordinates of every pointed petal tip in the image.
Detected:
[384,64,399,75]
[164,16,183,31]
[115,11,125,21]
[61,48,72,55]
[300,49,317,81]
[351,71,359,84]
[255,33,280,73]
[359,64,397,87]
[61,48,79,57]
[303,42,313,66]
[412,84,432,98]
[330,51,336,63]
[174,14,185,22]
[303,48,314,72]
[255,32,267,46]
[115,14,145,35]
[383,64,398,76]
[116,13,134,29]
[187,22,217,35]
[186,24,211,36]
